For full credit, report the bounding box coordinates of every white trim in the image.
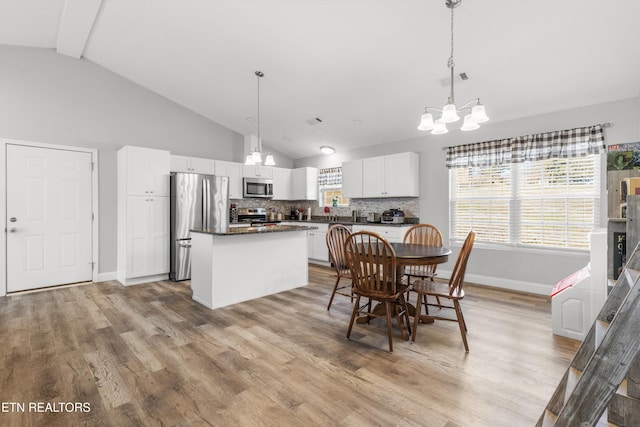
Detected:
[437,269,551,296]
[96,271,117,283]
[448,241,589,258]
[0,138,99,297]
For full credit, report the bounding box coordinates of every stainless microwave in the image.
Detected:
[243,177,273,198]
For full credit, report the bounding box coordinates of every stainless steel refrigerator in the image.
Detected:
[170,173,229,281]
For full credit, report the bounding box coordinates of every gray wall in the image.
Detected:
[0,45,292,274]
[295,98,640,293]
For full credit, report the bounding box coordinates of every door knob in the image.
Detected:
[9,227,17,233]
[9,217,16,222]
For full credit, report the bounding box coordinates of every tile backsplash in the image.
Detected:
[233,197,419,220]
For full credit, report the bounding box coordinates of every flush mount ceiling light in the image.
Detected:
[417,0,489,134]
[245,71,275,166]
[320,146,335,155]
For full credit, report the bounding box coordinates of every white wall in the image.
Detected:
[0,45,293,274]
[295,98,640,294]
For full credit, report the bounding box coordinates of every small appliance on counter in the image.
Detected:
[367,212,381,223]
[381,208,405,224]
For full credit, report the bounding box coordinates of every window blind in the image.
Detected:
[450,155,600,250]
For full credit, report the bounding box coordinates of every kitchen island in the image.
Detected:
[190,224,317,309]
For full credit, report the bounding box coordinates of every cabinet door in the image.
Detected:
[272,167,292,200]
[189,157,215,175]
[215,161,243,199]
[126,196,150,277]
[151,150,170,196]
[292,167,318,200]
[243,165,273,179]
[126,147,153,196]
[384,152,418,197]
[309,231,329,261]
[170,155,191,173]
[342,160,363,198]
[362,156,385,197]
[148,197,169,274]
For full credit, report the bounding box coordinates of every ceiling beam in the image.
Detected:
[56,0,102,59]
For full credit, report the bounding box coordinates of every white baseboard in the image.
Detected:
[96,271,117,282]
[437,269,552,296]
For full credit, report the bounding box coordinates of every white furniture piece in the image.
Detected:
[242,164,273,179]
[551,229,608,341]
[352,224,411,243]
[307,222,329,262]
[272,167,293,200]
[342,152,419,198]
[170,154,215,174]
[190,227,309,309]
[341,159,363,198]
[214,160,243,199]
[280,221,329,263]
[292,167,318,200]
[117,145,170,286]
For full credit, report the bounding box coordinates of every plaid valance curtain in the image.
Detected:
[445,124,606,168]
[318,167,342,185]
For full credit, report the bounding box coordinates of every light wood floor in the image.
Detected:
[0,264,579,426]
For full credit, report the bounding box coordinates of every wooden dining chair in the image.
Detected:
[344,231,411,352]
[411,230,475,352]
[326,224,353,310]
[403,224,443,284]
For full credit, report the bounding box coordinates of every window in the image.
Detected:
[318,167,349,207]
[447,124,605,251]
[450,156,600,250]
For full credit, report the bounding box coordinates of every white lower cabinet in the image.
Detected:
[351,224,410,243]
[280,222,329,263]
[123,196,169,281]
[308,223,329,262]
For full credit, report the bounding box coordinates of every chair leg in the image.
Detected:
[346,295,361,339]
[401,294,412,338]
[385,301,393,353]
[327,276,341,310]
[412,293,422,342]
[454,300,469,352]
[423,294,429,315]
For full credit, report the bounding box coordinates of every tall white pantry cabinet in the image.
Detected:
[117,146,170,286]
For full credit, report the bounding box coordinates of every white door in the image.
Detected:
[6,144,93,292]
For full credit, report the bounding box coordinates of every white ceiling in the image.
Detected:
[1,0,640,159]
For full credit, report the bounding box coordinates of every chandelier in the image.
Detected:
[417,0,489,134]
[245,71,275,166]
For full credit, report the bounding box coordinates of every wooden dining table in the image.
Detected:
[355,242,452,326]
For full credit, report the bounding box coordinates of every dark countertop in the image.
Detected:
[191,224,317,236]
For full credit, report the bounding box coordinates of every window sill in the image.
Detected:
[448,241,589,258]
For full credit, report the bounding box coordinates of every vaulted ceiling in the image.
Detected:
[1,0,639,159]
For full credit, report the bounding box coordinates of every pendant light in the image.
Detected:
[417,0,489,134]
[245,71,276,166]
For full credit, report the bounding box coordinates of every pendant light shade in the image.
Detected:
[417,112,435,131]
[460,114,480,131]
[432,119,449,135]
[441,103,460,123]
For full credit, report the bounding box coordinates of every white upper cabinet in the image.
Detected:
[122,146,170,196]
[292,167,318,200]
[214,160,243,199]
[170,155,215,175]
[348,152,419,198]
[383,152,419,197]
[272,167,293,200]
[341,159,363,198]
[242,164,273,179]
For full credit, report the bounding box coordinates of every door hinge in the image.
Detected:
[90,162,95,171]
[92,212,94,221]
